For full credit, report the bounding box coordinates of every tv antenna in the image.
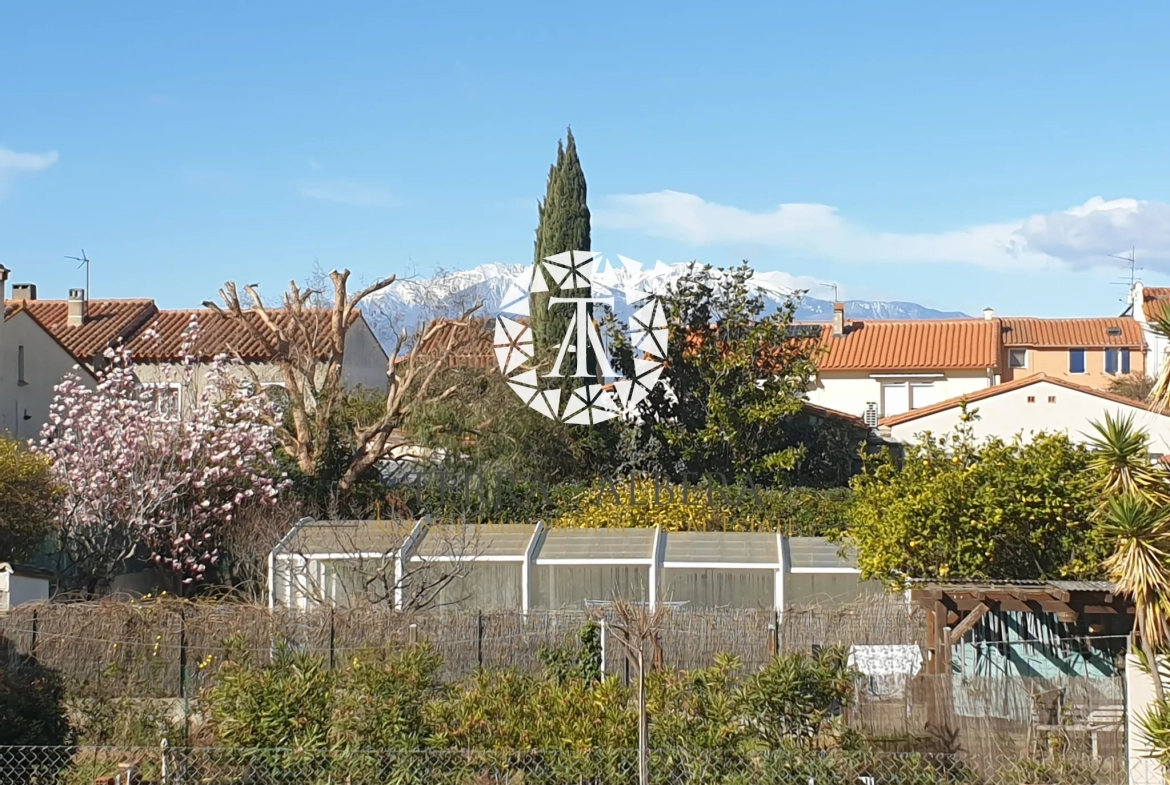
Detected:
[819,282,840,302]
[65,250,91,296]
[1108,247,1140,304]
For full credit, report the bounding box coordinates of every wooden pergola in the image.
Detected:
[907,581,1132,738]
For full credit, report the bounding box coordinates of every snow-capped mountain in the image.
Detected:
[363,261,967,344]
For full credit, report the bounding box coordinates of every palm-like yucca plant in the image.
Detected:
[1087,412,1167,502]
[1099,493,1170,700]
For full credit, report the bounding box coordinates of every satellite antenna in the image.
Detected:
[65,249,91,296]
[819,282,840,302]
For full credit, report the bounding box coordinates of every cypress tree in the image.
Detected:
[530,129,595,385]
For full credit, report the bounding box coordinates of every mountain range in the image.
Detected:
[363,262,967,344]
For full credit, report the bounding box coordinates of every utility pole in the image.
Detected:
[66,250,91,296]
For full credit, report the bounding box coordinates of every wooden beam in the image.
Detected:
[1082,604,1135,615]
[948,602,991,645]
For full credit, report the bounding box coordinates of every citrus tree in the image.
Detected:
[842,404,1106,588]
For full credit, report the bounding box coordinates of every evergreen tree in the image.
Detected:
[530,129,595,385]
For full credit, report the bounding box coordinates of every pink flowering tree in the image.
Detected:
[35,316,288,595]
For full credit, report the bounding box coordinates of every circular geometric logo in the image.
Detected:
[494,251,668,425]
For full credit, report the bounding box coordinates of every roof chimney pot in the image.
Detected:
[832,302,845,337]
[68,288,87,327]
[11,284,36,301]
[983,307,995,320]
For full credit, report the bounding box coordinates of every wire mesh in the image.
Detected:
[0,745,1147,785]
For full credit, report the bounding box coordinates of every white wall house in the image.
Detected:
[1129,281,1170,380]
[2,287,155,438]
[880,374,1170,453]
[801,306,1000,426]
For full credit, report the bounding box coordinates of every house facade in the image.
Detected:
[880,374,1170,453]
[998,316,1145,386]
[0,281,390,434]
[2,287,156,439]
[801,304,1145,424]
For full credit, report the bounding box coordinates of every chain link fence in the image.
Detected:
[0,745,1147,785]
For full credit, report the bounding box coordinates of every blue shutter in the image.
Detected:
[1070,349,1086,374]
[1105,349,1117,375]
[1122,349,1131,375]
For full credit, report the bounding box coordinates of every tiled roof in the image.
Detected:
[127,309,359,362]
[1142,287,1170,320]
[802,402,869,430]
[4,299,158,363]
[809,320,1000,371]
[1000,317,1144,348]
[416,317,503,369]
[879,373,1163,427]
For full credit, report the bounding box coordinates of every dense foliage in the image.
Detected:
[609,262,841,487]
[842,405,1108,588]
[0,437,59,563]
[529,128,594,384]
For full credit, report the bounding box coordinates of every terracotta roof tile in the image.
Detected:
[4,299,158,363]
[999,317,1144,348]
[417,317,508,369]
[879,373,1162,427]
[808,320,1000,371]
[127,309,358,362]
[1143,288,1170,320]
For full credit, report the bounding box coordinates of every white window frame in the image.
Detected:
[1069,348,1087,375]
[143,382,182,420]
[1008,348,1028,369]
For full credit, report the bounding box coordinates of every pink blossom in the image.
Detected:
[35,319,290,590]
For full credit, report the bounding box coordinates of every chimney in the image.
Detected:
[983,307,995,320]
[0,266,8,305]
[11,284,36,301]
[68,288,87,327]
[832,302,845,337]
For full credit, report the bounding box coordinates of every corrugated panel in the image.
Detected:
[414,524,536,558]
[530,564,651,610]
[786,537,856,569]
[660,568,775,609]
[283,520,415,555]
[664,532,779,565]
[1000,317,1143,348]
[535,529,656,561]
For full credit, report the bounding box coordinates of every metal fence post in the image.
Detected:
[476,611,484,668]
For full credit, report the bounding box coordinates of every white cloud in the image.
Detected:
[0,145,58,192]
[299,180,395,208]
[596,191,1170,272]
[308,159,323,171]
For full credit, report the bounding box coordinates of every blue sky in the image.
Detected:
[4,1,1170,317]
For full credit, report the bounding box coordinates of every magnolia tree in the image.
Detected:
[35,317,288,594]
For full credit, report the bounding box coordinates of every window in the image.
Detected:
[17,345,25,385]
[881,383,910,417]
[144,383,181,419]
[910,382,938,409]
[1027,396,1035,403]
[1048,396,1056,404]
[1069,349,1086,374]
[1008,349,1027,369]
[1106,348,1131,375]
